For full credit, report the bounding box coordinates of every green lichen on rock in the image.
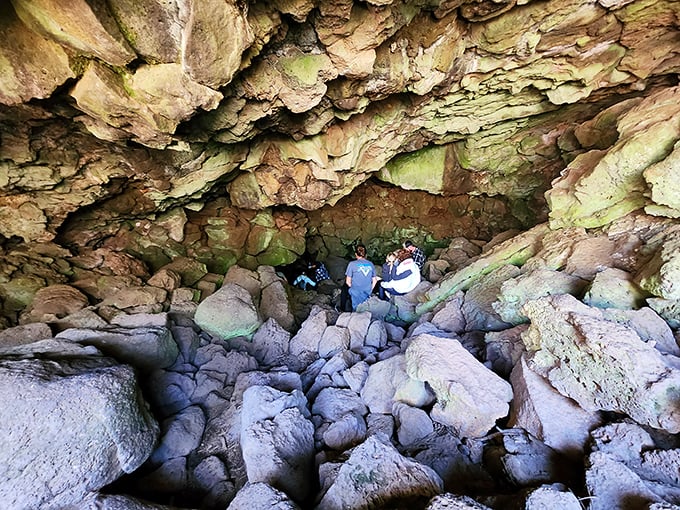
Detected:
[280,53,329,87]
[416,223,551,315]
[256,246,298,267]
[548,86,680,229]
[379,145,446,194]
[635,229,680,300]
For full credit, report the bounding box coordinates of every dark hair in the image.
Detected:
[403,240,413,249]
[355,244,367,258]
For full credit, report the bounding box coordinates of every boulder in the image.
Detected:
[55,326,179,371]
[194,283,262,340]
[99,286,168,311]
[409,427,493,495]
[587,420,680,507]
[288,306,328,360]
[522,484,582,510]
[312,387,368,423]
[0,322,52,347]
[417,224,550,315]
[19,284,89,323]
[483,429,578,488]
[392,401,434,448]
[147,268,182,292]
[322,413,367,451]
[585,451,664,510]
[248,318,291,367]
[318,325,351,358]
[240,386,314,502]
[647,297,680,329]
[365,320,388,349]
[635,228,680,300]
[226,482,301,510]
[360,354,433,414]
[583,267,648,309]
[462,264,520,331]
[0,356,158,509]
[405,334,513,438]
[80,493,179,509]
[600,306,679,356]
[521,294,680,433]
[493,269,588,325]
[508,356,603,459]
[425,494,492,509]
[484,325,528,378]
[316,434,443,510]
[150,405,206,465]
[259,279,295,332]
[336,311,372,351]
[430,290,466,334]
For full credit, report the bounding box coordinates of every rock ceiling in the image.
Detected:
[0,0,679,266]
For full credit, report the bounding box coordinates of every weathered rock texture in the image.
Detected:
[2,1,680,509]
[0,0,679,283]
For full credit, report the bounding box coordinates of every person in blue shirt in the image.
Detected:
[344,244,377,310]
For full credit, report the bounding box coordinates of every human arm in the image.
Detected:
[346,275,352,287]
[390,268,412,281]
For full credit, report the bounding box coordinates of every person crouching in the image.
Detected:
[379,248,421,297]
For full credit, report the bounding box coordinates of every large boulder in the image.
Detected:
[405,333,513,438]
[227,482,301,510]
[360,354,433,415]
[521,294,680,433]
[55,326,179,371]
[316,434,443,510]
[194,283,262,340]
[240,385,314,503]
[508,356,603,459]
[0,356,159,509]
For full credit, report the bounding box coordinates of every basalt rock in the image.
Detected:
[0,0,678,281]
[2,0,680,508]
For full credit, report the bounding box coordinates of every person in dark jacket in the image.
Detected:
[377,251,398,300]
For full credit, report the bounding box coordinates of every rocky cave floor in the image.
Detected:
[2,212,680,510]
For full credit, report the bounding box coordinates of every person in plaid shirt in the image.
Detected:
[308,260,330,282]
[403,240,426,271]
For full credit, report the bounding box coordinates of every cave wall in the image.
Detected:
[0,0,679,275]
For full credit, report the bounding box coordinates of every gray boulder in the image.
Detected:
[521,294,680,433]
[288,305,328,360]
[508,356,603,459]
[240,385,314,502]
[80,493,180,509]
[425,494,491,509]
[461,264,520,331]
[194,283,262,340]
[647,297,680,329]
[55,326,179,371]
[0,356,158,509]
[315,434,443,510]
[227,482,301,510]
[260,279,295,331]
[405,333,513,438]
[0,322,52,347]
[493,269,588,325]
[248,318,292,367]
[360,354,433,414]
